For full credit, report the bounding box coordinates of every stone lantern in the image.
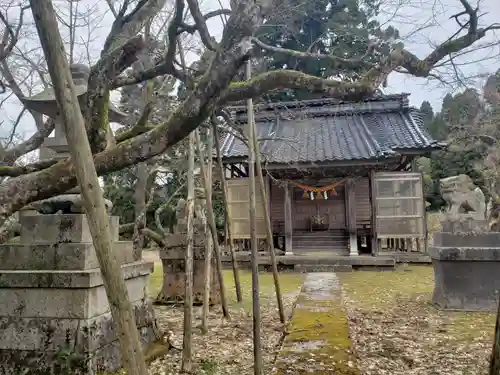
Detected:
[0,64,158,374]
[22,64,125,211]
[22,63,127,124]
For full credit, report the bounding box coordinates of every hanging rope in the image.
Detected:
[287,179,346,199]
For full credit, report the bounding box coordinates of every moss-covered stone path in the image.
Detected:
[274,273,359,375]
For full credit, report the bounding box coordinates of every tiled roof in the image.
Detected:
[220,94,440,164]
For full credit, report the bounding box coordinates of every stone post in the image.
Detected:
[430,174,500,312]
[156,198,221,305]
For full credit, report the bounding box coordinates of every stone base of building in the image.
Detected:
[430,232,500,311]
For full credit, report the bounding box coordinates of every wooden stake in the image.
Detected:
[246,60,263,375]
[201,127,214,333]
[29,2,148,375]
[213,122,243,303]
[490,299,500,374]
[252,128,285,324]
[195,130,231,320]
[181,132,196,372]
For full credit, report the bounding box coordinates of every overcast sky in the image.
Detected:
[0,0,498,143]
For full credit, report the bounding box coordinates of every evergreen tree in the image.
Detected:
[419,101,448,141]
[255,0,400,100]
[419,88,491,210]
[420,101,433,122]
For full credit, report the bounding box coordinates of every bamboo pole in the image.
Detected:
[246,60,263,375]
[201,127,214,333]
[29,2,148,374]
[195,130,231,319]
[252,130,285,323]
[213,122,243,303]
[181,132,196,373]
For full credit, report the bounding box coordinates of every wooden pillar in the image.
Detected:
[421,172,428,253]
[345,178,358,256]
[284,182,293,255]
[369,171,379,256]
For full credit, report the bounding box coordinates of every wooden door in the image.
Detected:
[226,178,267,239]
[373,172,425,239]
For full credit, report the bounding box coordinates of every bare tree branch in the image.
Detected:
[178,9,231,34]
[0,0,260,224]
[0,5,29,62]
[0,0,498,232]
[112,0,186,88]
[252,37,377,68]
[185,0,216,50]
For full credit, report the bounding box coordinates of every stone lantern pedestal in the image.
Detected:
[430,215,500,312]
[0,63,158,374]
[156,205,220,305]
[0,213,157,374]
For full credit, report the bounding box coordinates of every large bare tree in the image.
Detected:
[0,0,496,228]
[0,0,496,373]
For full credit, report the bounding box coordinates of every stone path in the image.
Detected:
[274,273,359,375]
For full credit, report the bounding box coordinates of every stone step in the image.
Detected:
[293,240,347,246]
[294,238,348,242]
[293,244,348,249]
[294,247,348,251]
[294,245,347,249]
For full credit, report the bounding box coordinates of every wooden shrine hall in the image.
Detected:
[219,94,442,261]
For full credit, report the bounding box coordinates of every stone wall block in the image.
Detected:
[0,315,156,375]
[160,243,206,260]
[162,233,206,248]
[431,231,500,311]
[0,300,155,352]
[433,232,500,248]
[0,261,153,289]
[20,214,119,244]
[0,268,151,318]
[0,241,134,271]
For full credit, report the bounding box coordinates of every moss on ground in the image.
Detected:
[338,265,495,344]
[338,265,433,310]
[274,280,359,375]
[278,303,358,374]
[148,261,305,311]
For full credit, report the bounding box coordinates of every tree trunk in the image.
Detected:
[200,128,214,334]
[252,125,285,324]
[181,132,196,373]
[195,130,230,319]
[213,122,243,303]
[490,298,500,374]
[246,60,263,375]
[29,2,148,375]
